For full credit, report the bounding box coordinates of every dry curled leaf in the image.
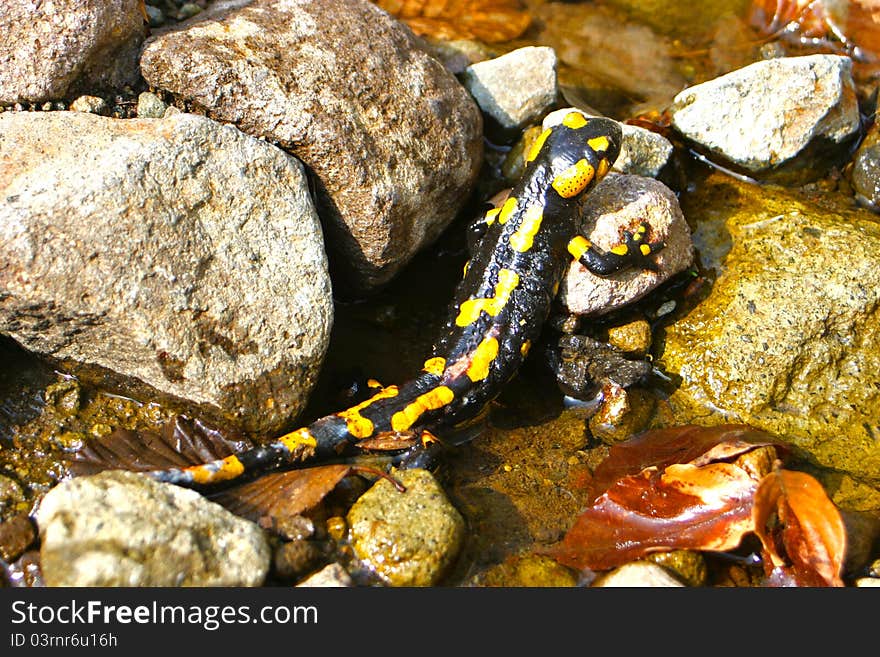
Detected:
[753,468,847,587]
[373,0,531,42]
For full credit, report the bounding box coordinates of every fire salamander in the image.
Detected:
[149,112,664,487]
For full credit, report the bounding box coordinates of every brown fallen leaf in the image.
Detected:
[548,459,761,571]
[753,468,847,587]
[373,0,531,42]
[67,415,252,476]
[209,465,356,524]
[586,424,779,503]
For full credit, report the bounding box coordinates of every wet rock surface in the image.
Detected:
[0,111,332,435]
[36,470,270,586]
[0,0,146,104]
[663,172,880,486]
[347,469,465,586]
[592,561,686,586]
[670,54,860,180]
[140,0,483,293]
[851,124,880,210]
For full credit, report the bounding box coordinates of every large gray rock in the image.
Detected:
[0,111,332,435]
[0,0,146,103]
[140,0,483,293]
[670,54,860,179]
[560,174,693,317]
[36,470,270,586]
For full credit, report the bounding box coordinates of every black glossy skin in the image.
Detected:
[149,116,627,486]
[431,118,623,425]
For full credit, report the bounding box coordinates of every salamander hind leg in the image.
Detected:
[567,222,666,276]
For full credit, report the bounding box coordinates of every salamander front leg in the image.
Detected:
[567,222,665,276]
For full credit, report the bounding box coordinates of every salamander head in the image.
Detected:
[526,112,623,200]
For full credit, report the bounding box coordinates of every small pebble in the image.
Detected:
[607,319,652,357]
[69,95,109,116]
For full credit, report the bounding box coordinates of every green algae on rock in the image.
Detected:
[661,172,880,488]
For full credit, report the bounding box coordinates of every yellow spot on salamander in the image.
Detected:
[568,235,592,261]
[338,385,400,438]
[466,336,499,382]
[509,205,543,253]
[562,112,588,129]
[640,243,653,256]
[520,340,531,357]
[463,260,470,277]
[587,135,610,153]
[498,196,518,224]
[455,269,520,327]
[597,158,610,178]
[423,357,446,376]
[526,128,553,163]
[391,386,454,432]
[611,244,629,256]
[190,455,244,485]
[552,159,595,199]
[485,207,501,225]
[278,427,318,455]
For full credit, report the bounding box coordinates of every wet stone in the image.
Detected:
[851,125,880,210]
[592,561,686,586]
[0,514,36,563]
[665,172,880,486]
[35,470,270,586]
[607,318,653,357]
[273,540,324,582]
[461,46,558,135]
[587,383,655,444]
[479,554,579,587]
[645,550,708,587]
[296,562,353,588]
[0,475,27,521]
[670,54,860,181]
[347,469,465,587]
